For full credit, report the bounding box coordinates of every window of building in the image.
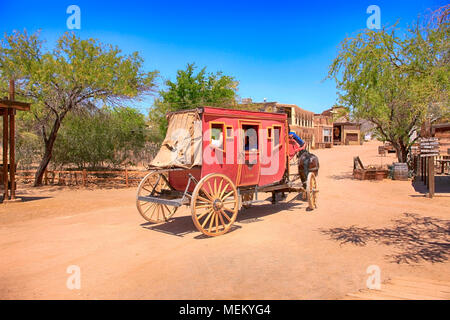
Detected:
[323,128,332,143]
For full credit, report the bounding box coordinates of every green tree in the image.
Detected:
[328,8,449,162]
[150,63,238,137]
[0,31,157,185]
[52,107,146,168]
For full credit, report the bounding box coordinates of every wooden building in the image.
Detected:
[332,122,361,145]
[313,114,333,148]
[321,106,362,146]
[432,122,450,155]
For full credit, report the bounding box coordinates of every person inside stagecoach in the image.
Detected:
[244,132,258,151]
[211,128,223,149]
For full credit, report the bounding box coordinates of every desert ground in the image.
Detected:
[0,140,448,299]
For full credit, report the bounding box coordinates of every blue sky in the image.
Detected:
[0,0,446,114]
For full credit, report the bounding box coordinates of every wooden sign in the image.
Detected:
[420,137,440,157]
[378,146,386,156]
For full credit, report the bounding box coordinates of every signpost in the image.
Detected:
[419,138,440,157]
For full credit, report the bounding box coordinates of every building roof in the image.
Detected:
[275,103,314,115]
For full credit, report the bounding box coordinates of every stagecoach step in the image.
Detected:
[137,196,186,207]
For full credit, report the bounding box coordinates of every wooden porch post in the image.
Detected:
[2,108,8,200]
[9,80,16,200]
[428,156,435,198]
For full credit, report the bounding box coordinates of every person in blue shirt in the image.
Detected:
[289,131,305,147]
[289,131,310,187]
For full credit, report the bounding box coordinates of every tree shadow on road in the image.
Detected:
[141,193,308,238]
[320,213,450,264]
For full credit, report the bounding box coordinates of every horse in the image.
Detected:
[297,149,320,186]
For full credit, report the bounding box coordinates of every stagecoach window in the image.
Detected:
[211,123,224,149]
[273,126,281,146]
[226,126,233,139]
[243,125,258,151]
[267,127,272,139]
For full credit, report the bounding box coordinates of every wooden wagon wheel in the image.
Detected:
[306,172,318,210]
[136,172,177,223]
[191,173,239,236]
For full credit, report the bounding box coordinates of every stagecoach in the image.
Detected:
[136,107,318,236]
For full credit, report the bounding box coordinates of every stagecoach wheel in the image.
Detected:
[306,172,318,210]
[136,172,177,223]
[191,173,239,237]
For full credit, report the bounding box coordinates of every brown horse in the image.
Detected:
[298,150,319,186]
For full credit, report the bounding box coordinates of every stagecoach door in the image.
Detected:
[237,122,260,186]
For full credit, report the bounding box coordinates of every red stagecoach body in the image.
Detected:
[166,107,288,191]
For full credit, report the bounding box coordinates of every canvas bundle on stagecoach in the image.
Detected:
[149,109,202,169]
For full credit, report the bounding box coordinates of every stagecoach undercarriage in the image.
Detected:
[136,166,318,237]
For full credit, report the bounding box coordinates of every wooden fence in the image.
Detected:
[16,169,149,187]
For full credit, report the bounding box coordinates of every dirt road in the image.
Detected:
[0,141,448,299]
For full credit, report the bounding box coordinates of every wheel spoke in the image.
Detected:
[197,195,212,204]
[142,185,153,194]
[222,200,236,205]
[147,204,157,219]
[197,208,213,220]
[207,181,214,198]
[139,200,153,207]
[223,204,236,213]
[201,210,214,228]
[222,190,234,201]
[143,203,155,216]
[204,188,215,202]
[160,205,168,221]
[220,209,231,222]
[156,205,161,221]
[196,204,212,209]
[218,210,226,227]
[208,212,215,232]
[219,183,230,199]
[217,179,223,198]
[215,213,219,233]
